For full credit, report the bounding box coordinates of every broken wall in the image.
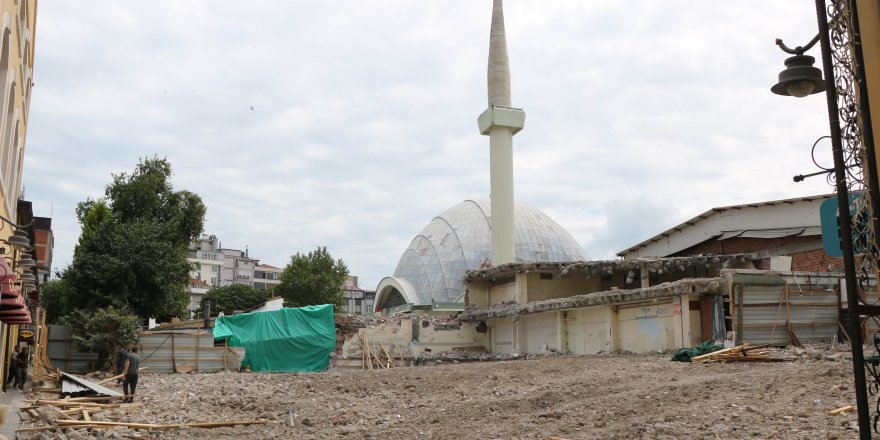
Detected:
[525,271,596,302]
[338,318,478,363]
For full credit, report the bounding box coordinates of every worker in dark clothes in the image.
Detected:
[115,345,127,384]
[14,347,28,390]
[3,345,18,392]
[122,347,140,403]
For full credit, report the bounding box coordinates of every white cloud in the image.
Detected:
[24,1,836,289]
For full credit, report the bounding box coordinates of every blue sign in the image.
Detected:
[819,193,861,258]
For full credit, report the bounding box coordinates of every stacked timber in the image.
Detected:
[690,344,794,363]
[17,395,266,435]
[361,333,403,370]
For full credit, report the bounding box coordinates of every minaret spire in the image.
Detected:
[477,0,525,266]
[488,0,511,107]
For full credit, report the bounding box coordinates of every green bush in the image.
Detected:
[65,306,141,369]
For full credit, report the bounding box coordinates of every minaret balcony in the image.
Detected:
[478,105,526,136]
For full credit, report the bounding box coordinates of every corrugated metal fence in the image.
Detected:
[732,272,842,345]
[47,325,98,373]
[140,330,242,373]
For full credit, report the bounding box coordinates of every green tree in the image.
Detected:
[200,284,269,315]
[38,279,72,324]
[66,306,141,369]
[63,157,206,321]
[275,247,348,309]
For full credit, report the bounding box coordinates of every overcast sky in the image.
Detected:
[24,1,834,289]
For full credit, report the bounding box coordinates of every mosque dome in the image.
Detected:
[374,198,589,310]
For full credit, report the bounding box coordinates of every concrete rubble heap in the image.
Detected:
[464,254,753,281]
[459,277,724,321]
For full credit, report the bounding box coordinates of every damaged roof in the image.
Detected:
[464,254,754,281]
[459,277,724,321]
[616,194,832,258]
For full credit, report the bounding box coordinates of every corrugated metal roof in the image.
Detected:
[617,194,832,256]
[60,372,122,397]
[717,230,743,240]
[738,228,806,239]
[801,226,822,236]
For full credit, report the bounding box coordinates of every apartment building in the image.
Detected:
[342,275,375,315]
[254,263,282,292]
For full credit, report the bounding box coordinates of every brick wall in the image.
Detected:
[791,248,844,272]
[674,236,844,273]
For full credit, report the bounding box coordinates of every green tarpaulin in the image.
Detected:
[213,304,336,372]
[671,340,724,362]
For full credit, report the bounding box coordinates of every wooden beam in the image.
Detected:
[829,405,855,416]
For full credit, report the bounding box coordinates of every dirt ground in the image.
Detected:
[21,345,865,440]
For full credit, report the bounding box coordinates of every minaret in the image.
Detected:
[478,0,525,266]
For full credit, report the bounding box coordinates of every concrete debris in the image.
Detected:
[12,347,860,439]
[464,255,753,281]
[460,278,724,321]
[335,313,461,352]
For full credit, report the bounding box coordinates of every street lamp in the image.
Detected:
[773,1,876,438]
[771,36,826,97]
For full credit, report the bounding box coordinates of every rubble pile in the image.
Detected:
[10,349,862,439]
[17,371,266,440]
[464,255,755,281]
[460,278,723,321]
[334,313,462,351]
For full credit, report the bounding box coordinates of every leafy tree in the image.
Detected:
[275,247,348,309]
[65,306,141,369]
[38,279,72,324]
[200,284,269,315]
[63,157,206,321]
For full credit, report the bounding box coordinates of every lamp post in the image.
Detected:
[774,1,878,437]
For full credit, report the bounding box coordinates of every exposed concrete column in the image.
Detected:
[672,296,685,349]
[604,306,617,352]
[515,271,528,304]
[556,311,568,353]
[640,263,650,289]
[512,316,524,354]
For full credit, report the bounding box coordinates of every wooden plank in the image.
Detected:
[82,410,91,422]
[691,346,740,363]
[172,419,268,429]
[55,418,268,430]
[737,285,744,345]
[171,331,176,372]
[381,344,395,368]
[60,395,130,402]
[56,420,155,429]
[364,333,373,370]
[727,274,736,342]
[195,331,200,372]
[829,405,855,415]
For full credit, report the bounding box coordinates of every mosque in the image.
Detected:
[373,0,590,312]
[346,0,847,359]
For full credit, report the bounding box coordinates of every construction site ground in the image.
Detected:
[19,345,862,439]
